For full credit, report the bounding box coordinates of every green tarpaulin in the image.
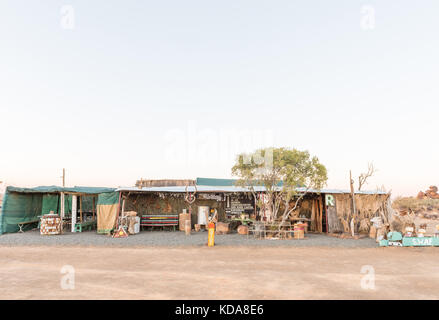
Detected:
[0,192,43,233]
[97,192,120,205]
[5,186,115,194]
[41,194,60,215]
[97,192,120,234]
[0,186,116,235]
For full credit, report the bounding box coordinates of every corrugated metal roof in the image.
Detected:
[196,177,284,187]
[117,185,266,193]
[196,177,237,186]
[116,185,387,195]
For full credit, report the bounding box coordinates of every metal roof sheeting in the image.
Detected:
[116,185,387,195]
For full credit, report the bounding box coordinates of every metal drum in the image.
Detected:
[197,206,209,225]
[40,214,62,235]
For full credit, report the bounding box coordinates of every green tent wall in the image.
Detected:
[0,186,116,234]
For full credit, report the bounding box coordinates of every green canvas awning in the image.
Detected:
[0,186,116,234]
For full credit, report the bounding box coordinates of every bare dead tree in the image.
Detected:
[358,163,377,191]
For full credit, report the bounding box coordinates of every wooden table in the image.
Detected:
[248,221,300,240]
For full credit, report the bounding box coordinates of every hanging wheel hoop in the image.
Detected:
[185,184,197,204]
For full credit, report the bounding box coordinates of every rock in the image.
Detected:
[417,191,426,199]
[237,225,249,235]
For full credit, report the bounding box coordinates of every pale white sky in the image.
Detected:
[1,0,438,196]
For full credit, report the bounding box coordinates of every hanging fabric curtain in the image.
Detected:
[97,192,120,234]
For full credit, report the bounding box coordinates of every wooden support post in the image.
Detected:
[60,192,65,219]
[320,196,325,233]
[80,195,83,223]
[349,170,357,236]
[60,192,65,234]
[92,197,96,220]
[115,192,122,229]
[71,195,77,233]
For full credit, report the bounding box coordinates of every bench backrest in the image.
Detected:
[140,215,178,225]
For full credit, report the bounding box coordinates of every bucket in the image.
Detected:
[294,223,305,240]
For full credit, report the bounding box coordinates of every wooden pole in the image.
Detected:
[349,170,357,236]
[60,192,65,233]
[121,197,126,217]
[311,200,316,231]
[61,168,65,233]
[320,196,325,233]
[115,192,122,229]
[92,197,96,220]
[71,195,77,232]
[80,195,83,223]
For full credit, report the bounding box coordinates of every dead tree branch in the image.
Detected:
[358,163,377,191]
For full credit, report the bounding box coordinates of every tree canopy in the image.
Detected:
[232,147,328,222]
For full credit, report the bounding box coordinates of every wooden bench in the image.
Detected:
[17,219,40,233]
[140,215,179,231]
[74,220,97,232]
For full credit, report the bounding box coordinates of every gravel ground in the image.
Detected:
[0,230,378,247]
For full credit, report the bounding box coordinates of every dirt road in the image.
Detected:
[1,246,438,299]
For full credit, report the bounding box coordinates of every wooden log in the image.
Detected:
[184,220,191,235]
[311,200,316,231]
[315,198,321,232]
[237,225,249,235]
[319,197,324,233]
[179,213,191,231]
[216,222,229,235]
[369,226,377,239]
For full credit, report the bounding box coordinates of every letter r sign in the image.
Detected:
[325,194,335,206]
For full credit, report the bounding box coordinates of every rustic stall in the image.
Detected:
[0,186,115,234]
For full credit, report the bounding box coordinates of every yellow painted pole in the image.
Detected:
[208,222,215,247]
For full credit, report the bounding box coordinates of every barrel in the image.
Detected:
[197,206,209,225]
[294,223,305,239]
[40,214,62,235]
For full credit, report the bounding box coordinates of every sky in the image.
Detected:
[0,0,438,196]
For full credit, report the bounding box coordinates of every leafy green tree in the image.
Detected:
[232,147,328,224]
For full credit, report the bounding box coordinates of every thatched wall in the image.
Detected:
[327,193,390,233]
